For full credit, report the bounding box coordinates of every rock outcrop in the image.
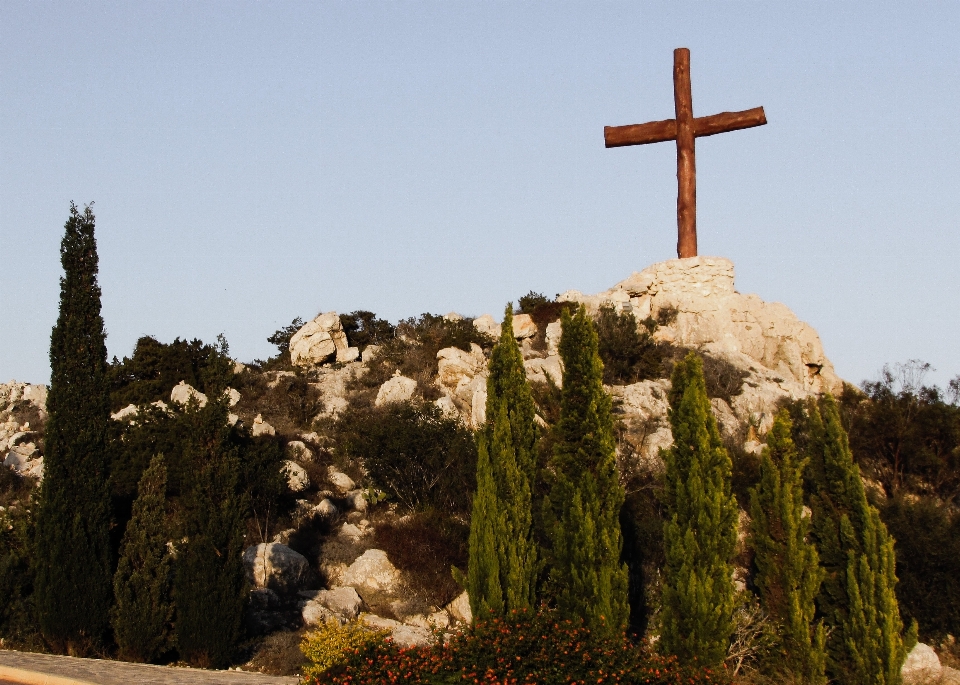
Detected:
[289,312,359,366]
[375,374,417,407]
[559,256,841,395]
[243,543,314,597]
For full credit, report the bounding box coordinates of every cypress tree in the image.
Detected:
[544,305,629,635]
[660,351,737,666]
[111,453,173,662]
[467,307,539,617]
[749,410,826,684]
[34,202,113,653]
[807,396,910,685]
[173,398,246,669]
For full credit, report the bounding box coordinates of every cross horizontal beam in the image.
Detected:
[603,106,767,148]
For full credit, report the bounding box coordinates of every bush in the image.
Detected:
[595,305,664,385]
[517,291,551,314]
[300,619,390,682]
[335,402,477,515]
[307,607,720,684]
[0,505,42,650]
[373,510,469,607]
[108,335,236,411]
[880,496,960,642]
[339,311,396,352]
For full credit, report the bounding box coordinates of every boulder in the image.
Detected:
[445,590,472,624]
[312,498,338,519]
[902,643,942,684]
[301,600,338,626]
[375,374,417,407]
[328,466,356,492]
[559,257,842,394]
[361,345,381,363]
[361,614,433,647]
[545,320,562,356]
[524,355,563,387]
[472,314,502,340]
[302,586,363,622]
[434,395,459,419]
[289,312,351,367]
[346,489,368,512]
[443,312,464,322]
[341,549,401,594]
[252,414,276,437]
[111,404,139,421]
[286,440,314,462]
[436,344,486,390]
[512,313,538,339]
[282,460,310,493]
[242,543,312,597]
[170,381,208,408]
[224,387,241,407]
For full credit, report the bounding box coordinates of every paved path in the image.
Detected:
[0,650,299,685]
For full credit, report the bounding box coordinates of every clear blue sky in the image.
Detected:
[2,2,958,389]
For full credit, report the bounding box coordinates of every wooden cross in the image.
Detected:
[605,48,767,259]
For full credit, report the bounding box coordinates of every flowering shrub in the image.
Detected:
[304,607,718,684]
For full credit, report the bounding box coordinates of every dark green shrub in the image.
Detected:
[0,505,42,650]
[517,290,551,314]
[595,304,663,385]
[339,310,395,351]
[880,496,960,642]
[373,510,468,607]
[233,370,323,434]
[310,607,720,684]
[108,334,236,411]
[35,202,114,653]
[335,402,477,515]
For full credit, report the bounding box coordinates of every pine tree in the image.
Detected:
[34,202,113,653]
[173,398,246,669]
[660,352,737,666]
[111,453,173,662]
[749,410,826,684]
[544,305,629,635]
[467,307,539,618]
[807,396,909,685]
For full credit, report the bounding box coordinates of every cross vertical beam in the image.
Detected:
[604,48,767,259]
[673,48,697,259]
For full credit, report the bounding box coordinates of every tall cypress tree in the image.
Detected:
[467,307,539,617]
[35,202,113,653]
[544,305,628,635]
[112,453,173,663]
[807,396,909,685]
[173,397,246,669]
[749,410,826,684]
[660,352,737,666]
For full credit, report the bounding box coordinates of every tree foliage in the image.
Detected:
[807,395,909,685]
[544,305,629,636]
[173,399,247,669]
[468,307,539,617]
[660,352,737,666]
[112,453,173,662]
[34,202,114,653]
[594,305,663,385]
[749,410,826,683]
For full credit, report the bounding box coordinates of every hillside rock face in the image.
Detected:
[559,256,841,396]
[290,312,359,366]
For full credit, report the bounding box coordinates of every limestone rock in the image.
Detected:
[312,498,338,519]
[471,385,487,428]
[545,320,562,356]
[437,344,486,390]
[282,460,310,493]
[252,414,276,437]
[328,466,356,492]
[346,489,368,512]
[512,313,538,339]
[434,395,459,418]
[445,590,472,624]
[902,643,942,684]
[342,549,400,594]
[710,398,741,440]
[170,381,208,408]
[472,314,502,340]
[608,379,674,470]
[301,586,363,622]
[286,440,314,462]
[224,387,241,407]
[524,355,563,387]
[361,345,381,363]
[301,600,338,626]
[242,543,312,597]
[362,614,433,647]
[375,374,417,406]
[560,257,842,394]
[310,362,366,419]
[111,404,139,422]
[289,312,350,367]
